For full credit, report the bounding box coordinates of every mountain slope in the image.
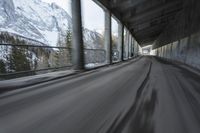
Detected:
[0,0,71,46]
[0,0,104,49]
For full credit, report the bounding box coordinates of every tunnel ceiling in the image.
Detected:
[94,0,184,47]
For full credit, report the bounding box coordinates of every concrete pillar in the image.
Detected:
[134,41,137,57]
[129,34,132,58]
[136,41,138,56]
[122,25,124,61]
[118,23,123,61]
[170,43,173,58]
[163,46,165,57]
[159,48,161,57]
[128,32,130,59]
[131,36,134,58]
[71,0,84,70]
[131,36,133,57]
[104,10,112,64]
[133,38,135,57]
[127,32,130,58]
[125,29,128,59]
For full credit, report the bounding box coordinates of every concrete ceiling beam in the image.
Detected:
[124,1,181,22]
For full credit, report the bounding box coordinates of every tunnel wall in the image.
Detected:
[155,31,200,70]
[153,0,200,70]
[153,0,200,49]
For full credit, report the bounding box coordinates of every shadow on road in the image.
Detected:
[126,89,157,133]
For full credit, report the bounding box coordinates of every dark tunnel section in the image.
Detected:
[153,0,200,70]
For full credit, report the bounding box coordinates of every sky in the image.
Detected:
[42,0,118,34]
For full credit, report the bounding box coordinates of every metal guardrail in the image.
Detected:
[0,43,69,49]
[0,43,72,79]
[0,44,117,79]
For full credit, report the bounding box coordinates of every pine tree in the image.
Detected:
[9,47,31,72]
[0,59,6,73]
[65,27,72,64]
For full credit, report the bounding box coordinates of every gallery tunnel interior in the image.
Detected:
[0,0,200,133]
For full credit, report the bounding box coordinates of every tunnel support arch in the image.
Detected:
[104,10,112,64]
[71,0,85,70]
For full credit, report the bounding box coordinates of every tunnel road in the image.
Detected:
[0,57,200,133]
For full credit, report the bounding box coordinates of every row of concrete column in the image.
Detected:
[71,0,136,70]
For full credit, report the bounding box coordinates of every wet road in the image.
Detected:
[0,56,200,133]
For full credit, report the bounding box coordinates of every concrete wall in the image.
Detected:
[153,0,200,49]
[156,31,200,69]
[153,0,200,70]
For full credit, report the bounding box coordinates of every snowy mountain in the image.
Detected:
[83,29,104,49]
[0,0,70,46]
[0,0,104,48]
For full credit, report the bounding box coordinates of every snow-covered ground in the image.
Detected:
[85,63,106,69]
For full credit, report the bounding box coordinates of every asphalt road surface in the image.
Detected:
[0,56,200,133]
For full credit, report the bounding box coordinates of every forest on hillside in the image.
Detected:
[0,31,72,76]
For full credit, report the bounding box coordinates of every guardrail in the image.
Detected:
[0,43,72,79]
[0,44,119,80]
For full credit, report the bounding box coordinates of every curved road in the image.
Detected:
[0,57,200,133]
